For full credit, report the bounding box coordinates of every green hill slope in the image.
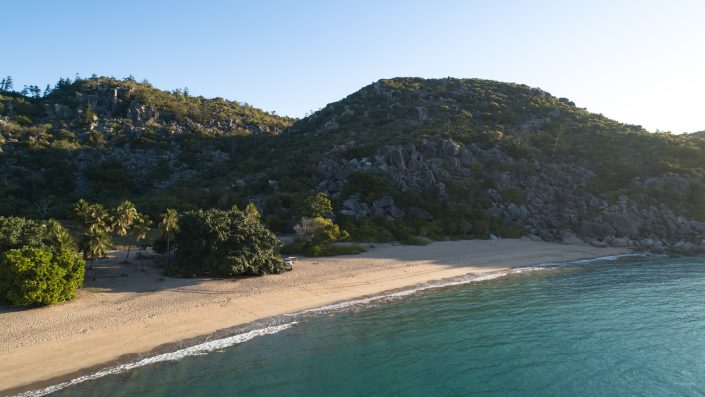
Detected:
[3,76,705,251]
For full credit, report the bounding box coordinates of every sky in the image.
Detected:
[2,0,703,133]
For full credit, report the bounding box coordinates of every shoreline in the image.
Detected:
[0,240,629,396]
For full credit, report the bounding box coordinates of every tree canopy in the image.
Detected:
[171,207,283,277]
[0,247,85,306]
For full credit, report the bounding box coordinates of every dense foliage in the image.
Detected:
[3,75,705,245]
[0,216,51,251]
[0,247,85,306]
[0,75,294,218]
[170,207,284,277]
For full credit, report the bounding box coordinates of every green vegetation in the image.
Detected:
[302,192,334,218]
[169,207,284,277]
[0,216,51,251]
[4,74,705,251]
[0,216,84,306]
[0,75,294,219]
[159,208,179,266]
[0,247,85,306]
[112,200,139,262]
[282,193,364,256]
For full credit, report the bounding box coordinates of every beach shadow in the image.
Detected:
[82,248,209,293]
[0,305,27,314]
[349,239,617,269]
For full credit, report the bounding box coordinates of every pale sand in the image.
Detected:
[0,240,629,394]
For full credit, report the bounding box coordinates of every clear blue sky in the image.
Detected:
[2,0,703,132]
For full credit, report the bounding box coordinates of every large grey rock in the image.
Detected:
[608,236,633,247]
[639,238,654,248]
[388,205,405,219]
[441,139,460,157]
[525,234,541,241]
[560,230,585,245]
[373,196,394,209]
[604,213,639,238]
[388,148,405,170]
[538,230,556,242]
[343,198,362,211]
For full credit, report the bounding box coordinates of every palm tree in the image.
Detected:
[45,219,77,252]
[131,214,152,271]
[73,199,92,228]
[159,209,179,266]
[113,200,139,263]
[87,203,112,234]
[81,229,111,281]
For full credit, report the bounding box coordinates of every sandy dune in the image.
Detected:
[0,239,628,395]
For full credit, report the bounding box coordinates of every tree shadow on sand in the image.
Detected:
[81,248,208,293]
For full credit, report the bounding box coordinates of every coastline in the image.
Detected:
[0,239,629,396]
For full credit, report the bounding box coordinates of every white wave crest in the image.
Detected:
[570,253,646,265]
[294,266,546,316]
[13,322,297,397]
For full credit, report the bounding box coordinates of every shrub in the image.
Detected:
[170,208,283,277]
[0,247,85,306]
[294,216,349,244]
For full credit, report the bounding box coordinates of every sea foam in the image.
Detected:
[293,265,547,316]
[13,322,297,397]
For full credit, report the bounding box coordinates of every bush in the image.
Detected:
[0,247,85,306]
[170,208,283,277]
[294,216,349,244]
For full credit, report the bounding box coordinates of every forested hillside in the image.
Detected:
[3,76,705,251]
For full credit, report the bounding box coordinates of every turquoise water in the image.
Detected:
[37,255,705,396]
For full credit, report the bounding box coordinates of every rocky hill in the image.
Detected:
[3,76,705,252]
[0,76,294,216]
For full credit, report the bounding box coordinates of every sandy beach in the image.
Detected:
[0,239,628,395]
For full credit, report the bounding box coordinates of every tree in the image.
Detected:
[0,75,13,92]
[244,202,261,221]
[294,217,349,244]
[112,200,139,262]
[171,208,283,277]
[81,229,111,281]
[74,201,112,234]
[0,247,85,306]
[0,216,50,252]
[73,199,92,229]
[131,215,152,271]
[159,208,179,266]
[73,199,113,279]
[43,84,51,97]
[45,219,77,252]
[25,85,41,98]
[86,204,112,233]
[302,192,333,218]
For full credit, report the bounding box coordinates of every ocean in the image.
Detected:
[20,254,705,396]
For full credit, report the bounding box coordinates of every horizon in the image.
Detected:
[2,0,704,133]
